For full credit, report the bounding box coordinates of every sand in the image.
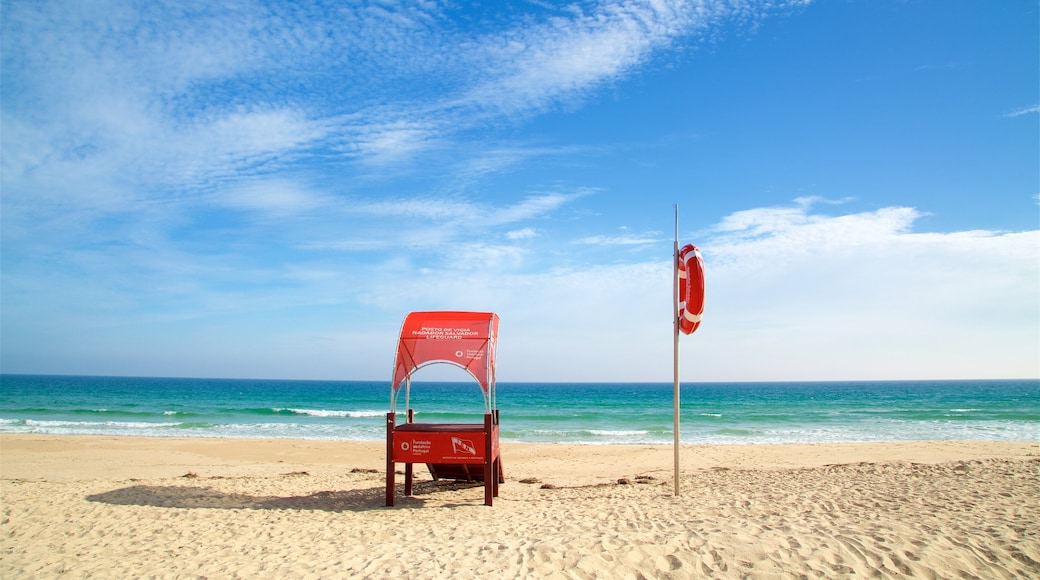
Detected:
[1,436,1037,578]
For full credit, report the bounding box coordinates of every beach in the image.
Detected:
[1,436,1037,578]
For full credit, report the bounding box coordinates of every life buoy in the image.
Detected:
[677,243,704,335]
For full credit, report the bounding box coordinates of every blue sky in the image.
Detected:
[2,0,1037,382]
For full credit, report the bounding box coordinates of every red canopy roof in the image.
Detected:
[391,311,499,409]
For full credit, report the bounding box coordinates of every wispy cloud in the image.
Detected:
[574,233,662,246]
[487,192,588,225]
[18,1,1036,381]
[216,178,330,216]
[451,2,687,115]
[3,0,811,200]
[2,0,799,256]
[507,228,538,240]
[1005,104,1040,118]
[347,201,1038,381]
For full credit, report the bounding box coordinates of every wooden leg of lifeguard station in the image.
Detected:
[386,412,395,507]
[385,411,416,507]
[483,413,497,506]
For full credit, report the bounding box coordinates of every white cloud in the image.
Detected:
[793,195,855,207]
[351,196,478,220]
[217,179,329,215]
[709,205,925,268]
[574,233,662,246]
[507,228,538,240]
[334,202,1038,382]
[1005,104,1040,118]
[0,0,807,222]
[451,1,694,115]
[487,192,587,225]
[351,122,442,166]
[453,143,595,186]
[3,193,1035,380]
[338,191,583,232]
[692,204,1039,381]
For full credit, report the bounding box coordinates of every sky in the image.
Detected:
[1,0,1037,383]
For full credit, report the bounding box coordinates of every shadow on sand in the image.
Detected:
[86,478,487,512]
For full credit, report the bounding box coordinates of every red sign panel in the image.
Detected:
[393,429,491,464]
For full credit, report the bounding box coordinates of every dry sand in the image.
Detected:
[1,435,1037,578]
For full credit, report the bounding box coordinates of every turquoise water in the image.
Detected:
[0,375,1036,445]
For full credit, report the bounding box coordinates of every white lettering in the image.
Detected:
[408,439,432,455]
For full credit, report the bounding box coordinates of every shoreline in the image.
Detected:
[3,435,1038,578]
[2,434,1035,484]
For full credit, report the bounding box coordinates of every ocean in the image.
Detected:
[0,375,1036,445]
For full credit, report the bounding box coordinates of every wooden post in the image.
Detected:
[483,413,494,506]
[385,412,395,506]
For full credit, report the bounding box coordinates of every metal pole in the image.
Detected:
[672,204,681,496]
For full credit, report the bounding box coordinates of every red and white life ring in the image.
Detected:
[677,243,705,335]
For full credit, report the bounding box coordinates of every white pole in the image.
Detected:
[405,376,411,415]
[672,204,681,496]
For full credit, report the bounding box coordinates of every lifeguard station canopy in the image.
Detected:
[390,311,499,413]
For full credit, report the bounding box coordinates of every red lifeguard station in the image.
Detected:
[385,311,503,506]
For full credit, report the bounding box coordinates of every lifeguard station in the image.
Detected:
[385,311,503,506]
